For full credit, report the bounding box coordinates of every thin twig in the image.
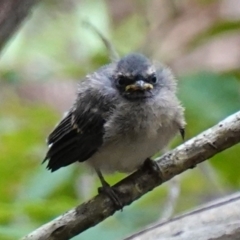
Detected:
[82,20,119,62]
[160,177,181,220]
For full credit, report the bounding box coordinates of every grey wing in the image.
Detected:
[43,95,112,172]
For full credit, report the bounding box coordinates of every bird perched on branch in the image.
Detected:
[43,53,185,208]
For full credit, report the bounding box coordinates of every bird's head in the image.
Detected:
[113,53,160,100]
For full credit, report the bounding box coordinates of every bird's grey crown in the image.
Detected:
[116,53,152,76]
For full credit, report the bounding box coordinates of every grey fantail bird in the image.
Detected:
[43,53,185,208]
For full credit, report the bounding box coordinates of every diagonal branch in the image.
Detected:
[22,111,240,240]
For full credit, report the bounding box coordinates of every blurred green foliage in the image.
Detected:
[188,20,240,49]
[0,0,240,239]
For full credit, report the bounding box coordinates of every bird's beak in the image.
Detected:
[125,80,153,91]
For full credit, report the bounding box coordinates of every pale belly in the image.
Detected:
[88,126,177,174]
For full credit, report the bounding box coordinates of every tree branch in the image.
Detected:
[0,0,39,53]
[22,111,240,240]
[126,193,240,240]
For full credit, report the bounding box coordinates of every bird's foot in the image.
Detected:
[141,158,164,180]
[142,158,162,176]
[98,183,123,211]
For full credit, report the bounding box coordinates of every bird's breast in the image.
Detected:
[88,102,178,173]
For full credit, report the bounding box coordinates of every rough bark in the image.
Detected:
[21,111,240,240]
[126,193,240,240]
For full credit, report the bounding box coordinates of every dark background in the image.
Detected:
[0,0,240,239]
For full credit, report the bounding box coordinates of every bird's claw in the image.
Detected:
[142,158,161,173]
[141,158,163,180]
[98,184,123,211]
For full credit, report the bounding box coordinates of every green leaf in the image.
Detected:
[18,166,75,201]
[179,71,240,135]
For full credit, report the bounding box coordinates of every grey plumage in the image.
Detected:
[44,53,185,190]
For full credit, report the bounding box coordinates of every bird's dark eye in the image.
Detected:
[149,74,157,84]
[117,76,128,86]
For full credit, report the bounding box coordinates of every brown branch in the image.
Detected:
[0,0,40,53]
[21,111,240,240]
